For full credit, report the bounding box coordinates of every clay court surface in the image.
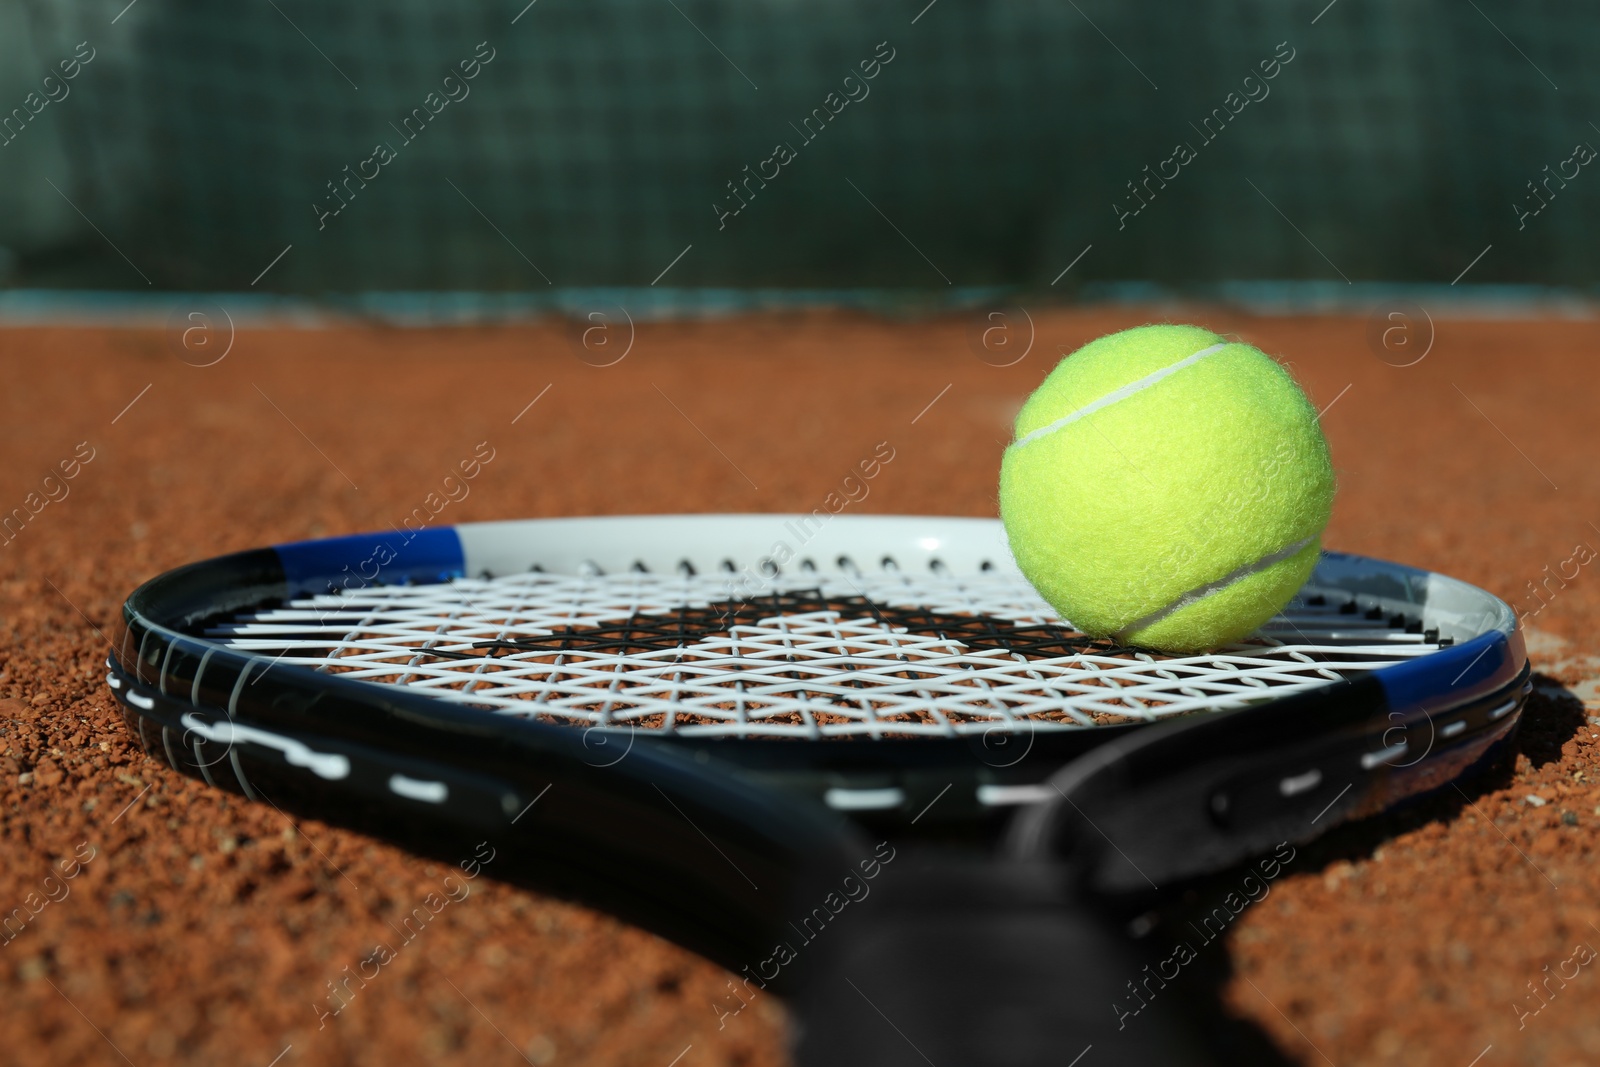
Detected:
[2,309,1599,1065]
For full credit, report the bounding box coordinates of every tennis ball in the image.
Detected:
[999,324,1334,653]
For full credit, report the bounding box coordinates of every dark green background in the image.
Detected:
[4,0,1592,291]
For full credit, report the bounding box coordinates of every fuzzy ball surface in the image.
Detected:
[999,324,1335,652]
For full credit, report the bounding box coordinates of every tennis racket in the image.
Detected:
[105,514,1527,1006]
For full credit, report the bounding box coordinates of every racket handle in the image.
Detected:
[790,852,1218,1067]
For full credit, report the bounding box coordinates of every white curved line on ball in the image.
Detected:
[1010,342,1230,450]
[1115,534,1319,641]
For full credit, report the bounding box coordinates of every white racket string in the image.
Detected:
[205,571,1445,740]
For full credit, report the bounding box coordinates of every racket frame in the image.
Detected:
[105,515,1529,964]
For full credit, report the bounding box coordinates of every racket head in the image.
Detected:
[106,514,1527,961]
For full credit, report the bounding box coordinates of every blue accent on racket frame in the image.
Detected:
[274,526,465,593]
[1373,630,1517,717]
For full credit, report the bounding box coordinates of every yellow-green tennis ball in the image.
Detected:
[999,324,1335,653]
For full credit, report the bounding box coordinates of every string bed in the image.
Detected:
[207,569,1443,739]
